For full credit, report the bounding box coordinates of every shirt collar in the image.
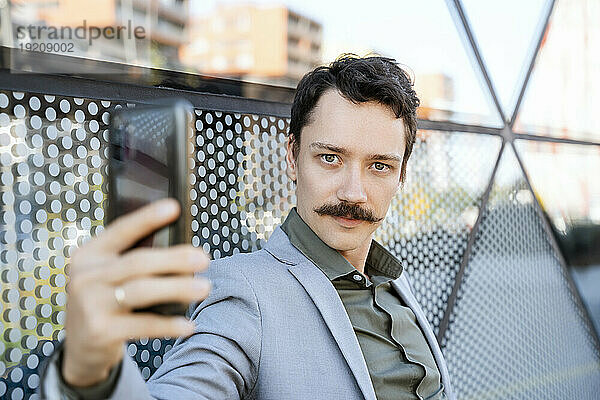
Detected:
[280,207,403,281]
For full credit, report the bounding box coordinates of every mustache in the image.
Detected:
[313,202,383,223]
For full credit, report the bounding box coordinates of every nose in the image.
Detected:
[336,165,367,204]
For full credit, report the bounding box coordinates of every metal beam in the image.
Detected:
[0,69,293,118]
[0,46,296,105]
[514,133,600,147]
[417,119,503,136]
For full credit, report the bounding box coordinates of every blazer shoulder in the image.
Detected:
[208,248,287,276]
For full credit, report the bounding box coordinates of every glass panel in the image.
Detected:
[514,0,600,142]
[514,140,600,265]
[460,0,551,117]
[443,145,600,399]
[184,0,504,125]
[514,139,600,335]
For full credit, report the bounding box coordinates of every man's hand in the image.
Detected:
[61,198,211,387]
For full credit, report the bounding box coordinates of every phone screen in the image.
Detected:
[109,107,176,247]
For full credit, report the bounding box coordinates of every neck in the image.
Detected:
[337,236,372,275]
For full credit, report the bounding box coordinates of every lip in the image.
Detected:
[332,215,364,228]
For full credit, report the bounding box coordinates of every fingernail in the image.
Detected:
[158,199,178,217]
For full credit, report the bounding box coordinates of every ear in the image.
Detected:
[285,137,297,183]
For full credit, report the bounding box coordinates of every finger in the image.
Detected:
[90,198,180,254]
[113,276,211,310]
[112,314,196,341]
[105,245,210,284]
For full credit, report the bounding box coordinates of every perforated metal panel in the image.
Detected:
[0,89,297,398]
[442,146,600,399]
[0,91,114,399]
[191,110,294,259]
[374,131,501,333]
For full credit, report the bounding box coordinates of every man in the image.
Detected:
[40,55,455,399]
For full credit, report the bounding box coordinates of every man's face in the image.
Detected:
[286,89,406,252]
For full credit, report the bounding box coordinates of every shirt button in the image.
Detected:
[353,274,362,281]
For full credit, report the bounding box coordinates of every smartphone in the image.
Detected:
[106,99,194,316]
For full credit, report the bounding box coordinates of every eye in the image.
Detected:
[372,162,390,172]
[320,154,339,164]
[373,162,392,172]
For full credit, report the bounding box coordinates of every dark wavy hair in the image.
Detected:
[289,54,420,183]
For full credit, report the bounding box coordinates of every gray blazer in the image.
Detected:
[42,226,455,400]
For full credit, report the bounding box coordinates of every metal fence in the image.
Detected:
[1,1,600,396]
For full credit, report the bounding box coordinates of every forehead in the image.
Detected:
[302,90,406,155]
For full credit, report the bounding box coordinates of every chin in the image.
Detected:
[318,219,369,251]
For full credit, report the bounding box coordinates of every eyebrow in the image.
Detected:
[309,141,402,163]
[309,141,348,155]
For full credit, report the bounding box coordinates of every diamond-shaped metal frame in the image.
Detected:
[436,0,600,345]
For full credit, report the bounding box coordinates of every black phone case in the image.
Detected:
[106,99,193,316]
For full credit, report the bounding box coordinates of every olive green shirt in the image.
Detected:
[281,208,445,400]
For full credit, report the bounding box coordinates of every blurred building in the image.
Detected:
[180,4,322,86]
[414,73,454,121]
[4,0,189,68]
[321,40,383,66]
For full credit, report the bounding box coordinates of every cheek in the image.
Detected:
[298,173,334,203]
[296,159,335,196]
[367,180,399,209]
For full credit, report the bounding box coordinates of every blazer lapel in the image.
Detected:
[288,261,377,400]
